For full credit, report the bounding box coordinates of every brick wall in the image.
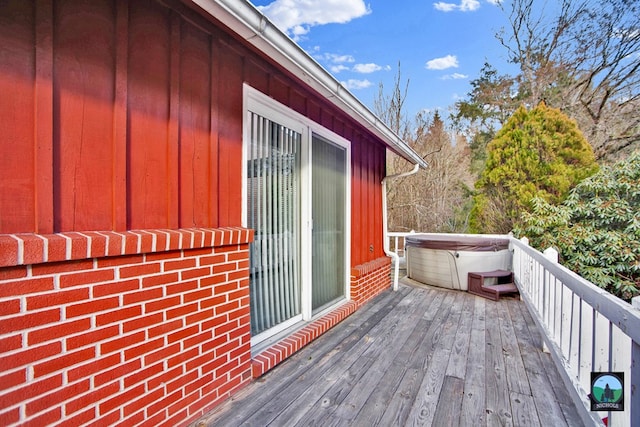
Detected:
[0,227,253,427]
[350,257,392,307]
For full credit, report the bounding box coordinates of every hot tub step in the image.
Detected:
[467,270,519,301]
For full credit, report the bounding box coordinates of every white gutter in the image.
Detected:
[382,164,421,291]
[187,0,428,169]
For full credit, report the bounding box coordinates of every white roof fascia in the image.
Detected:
[188,0,428,169]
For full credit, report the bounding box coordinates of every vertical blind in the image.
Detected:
[247,112,302,336]
[311,135,346,312]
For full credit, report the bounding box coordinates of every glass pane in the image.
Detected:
[312,135,346,311]
[247,112,301,336]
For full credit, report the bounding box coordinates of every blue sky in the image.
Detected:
[249,0,518,120]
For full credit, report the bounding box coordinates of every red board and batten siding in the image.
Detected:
[0,0,391,425]
[0,0,388,264]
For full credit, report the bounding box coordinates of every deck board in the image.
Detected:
[194,281,584,427]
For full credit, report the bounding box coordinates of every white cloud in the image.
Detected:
[258,0,371,40]
[441,72,468,80]
[330,65,351,73]
[434,0,480,12]
[426,55,459,70]
[353,63,383,73]
[486,0,501,5]
[341,79,373,90]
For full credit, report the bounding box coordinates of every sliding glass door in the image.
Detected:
[245,87,350,345]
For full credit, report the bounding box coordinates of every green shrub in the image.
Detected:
[516,152,640,301]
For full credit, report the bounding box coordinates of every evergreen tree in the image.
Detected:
[471,102,598,233]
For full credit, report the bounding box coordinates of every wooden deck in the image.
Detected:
[194,281,584,426]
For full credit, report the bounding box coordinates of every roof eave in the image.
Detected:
[188,0,428,169]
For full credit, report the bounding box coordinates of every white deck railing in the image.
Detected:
[511,237,640,427]
[388,232,640,427]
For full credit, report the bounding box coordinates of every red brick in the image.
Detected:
[124,337,164,361]
[33,348,95,378]
[96,305,141,327]
[0,277,54,298]
[184,331,212,351]
[228,287,249,302]
[67,353,121,382]
[200,295,226,310]
[15,234,44,265]
[144,249,179,262]
[93,279,140,297]
[124,388,164,417]
[120,263,161,279]
[98,384,145,415]
[0,299,20,316]
[147,389,182,417]
[65,232,89,260]
[0,374,62,409]
[0,235,18,267]
[167,302,198,320]
[27,288,89,310]
[31,259,93,276]
[0,369,26,391]
[26,379,90,415]
[65,382,120,415]
[60,269,115,288]
[214,300,239,316]
[147,364,182,392]
[28,318,90,345]
[56,408,95,427]
[142,272,179,288]
[95,359,141,387]
[184,288,212,303]
[66,297,119,318]
[103,232,124,257]
[115,411,145,427]
[124,362,164,388]
[97,254,144,268]
[201,273,227,287]
[185,372,212,395]
[164,258,196,272]
[0,309,59,334]
[100,331,145,355]
[213,282,238,295]
[201,354,227,374]
[212,263,236,274]
[168,348,198,369]
[181,267,211,281]
[185,309,214,326]
[168,370,197,396]
[82,231,108,258]
[184,247,214,257]
[199,254,226,266]
[0,265,27,280]
[145,296,180,314]
[144,343,181,366]
[21,407,61,427]
[44,234,68,263]
[168,325,199,344]
[122,233,139,255]
[0,408,19,425]
[148,319,182,338]
[66,325,119,350]
[123,312,163,333]
[166,280,198,295]
[123,287,163,305]
[228,270,249,281]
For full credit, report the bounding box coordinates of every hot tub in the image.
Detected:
[405,234,512,291]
